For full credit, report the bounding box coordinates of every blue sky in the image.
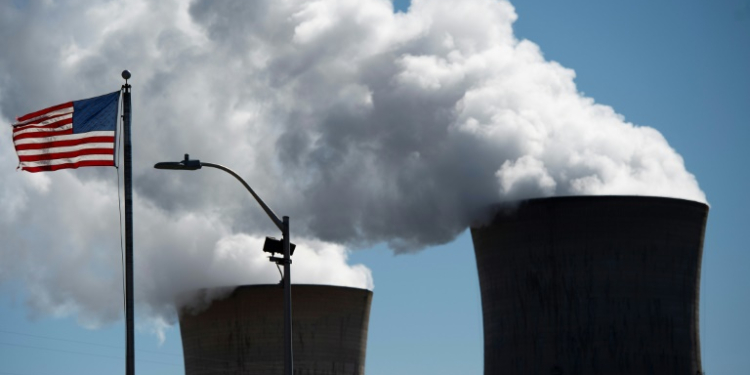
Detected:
[1,0,749,374]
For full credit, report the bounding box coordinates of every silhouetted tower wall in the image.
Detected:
[179,284,373,375]
[470,196,708,375]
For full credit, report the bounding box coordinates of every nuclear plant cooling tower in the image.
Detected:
[179,284,373,375]
[470,196,708,375]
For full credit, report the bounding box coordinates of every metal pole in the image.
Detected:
[122,72,135,375]
[283,216,293,375]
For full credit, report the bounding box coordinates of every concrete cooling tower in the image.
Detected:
[470,196,709,375]
[179,284,373,375]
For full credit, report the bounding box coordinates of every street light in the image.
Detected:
[154,154,294,375]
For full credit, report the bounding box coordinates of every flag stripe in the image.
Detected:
[15,102,73,123]
[14,131,114,147]
[13,112,74,131]
[19,154,114,168]
[16,142,114,156]
[20,159,115,173]
[13,125,73,141]
[14,118,73,135]
[18,148,114,162]
[13,130,112,145]
[14,136,115,151]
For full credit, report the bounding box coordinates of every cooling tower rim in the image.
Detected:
[236,283,372,293]
[472,195,709,229]
[193,283,373,294]
[494,195,708,210]
[178,284,373,319]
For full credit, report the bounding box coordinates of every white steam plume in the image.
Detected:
[0,164,372,336]
[0,0,704,333]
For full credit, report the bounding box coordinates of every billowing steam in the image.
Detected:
[0,0,704,335]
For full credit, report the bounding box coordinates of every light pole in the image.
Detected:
[154,154,294,375]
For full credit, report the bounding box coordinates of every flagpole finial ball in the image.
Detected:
[121,70,131,80]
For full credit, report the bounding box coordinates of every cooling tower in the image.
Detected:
[470,196,708,375]
[179,284,373,375]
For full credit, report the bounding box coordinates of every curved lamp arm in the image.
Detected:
[154,155,283,232]
[200,162,283,232]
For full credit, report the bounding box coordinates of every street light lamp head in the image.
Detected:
[263,237,296,256]
[154,154,202,171]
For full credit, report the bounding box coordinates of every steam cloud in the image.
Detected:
[0,0,705,335]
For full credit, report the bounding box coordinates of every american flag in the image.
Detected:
[12,91,121,173]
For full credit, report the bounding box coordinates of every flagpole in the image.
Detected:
[121,70,135,375]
